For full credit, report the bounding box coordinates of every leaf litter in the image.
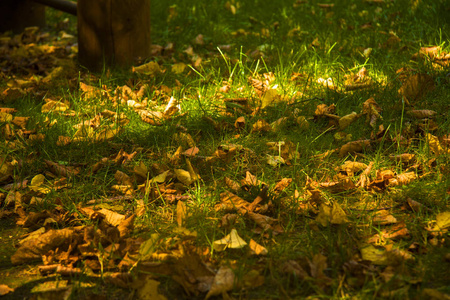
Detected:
[0,2,450,299]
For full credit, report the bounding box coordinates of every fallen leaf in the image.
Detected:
[213,228,247,252]
[205,267,235,299]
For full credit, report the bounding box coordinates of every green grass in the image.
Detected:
[1,0,449,299]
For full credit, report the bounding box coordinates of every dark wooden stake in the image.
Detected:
[0,0,46,33]
[77,0,151,71]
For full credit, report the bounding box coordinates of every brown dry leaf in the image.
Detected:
[339,161,368,176]
[339,139,371,157]
[98,208,125,227]
[362,97,382,128]
[242,269,265,289]
[118,214,135,238]
[273,178,292,195]
[372,210,398,225]
[234,116,246,131]
[407,197,430,212]
[308,253,332,287]
[367,222,410,244]
[246,211,277,231]
[314,103,336,117]
[11,228,79,265]
[205,266,235,300]
[387,171,416,187]
[224,177,241,193]
[389,153,415,163]
[251,119,272,132]
[216,191,251,212]
[398,73,435,105]
[114,170,133,187]
[249,239,268,255]
[44,160,79,178]
[407,109,437,119]
[177,200,187,227]
[280,260,309,279]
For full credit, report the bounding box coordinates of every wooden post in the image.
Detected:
[0,0,46,33]
[77,0,151,71]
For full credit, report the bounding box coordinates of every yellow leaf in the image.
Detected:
[435,212,450,230]
[174,168,193,185]
[213,228,247,252]
[176,200,186,227]
[261,88,279,108]
[133,61,162,76]
[360,244,388,265]
[339,112,361,130]
[29,174,51,194]
[249,239,268,255]
[171,62,187,74]
[41,100,69,113]
[330,202,349,224]
[139,233,160,261]
[0,112,13,122]
[136,277,168,300]
[149,170,170,184]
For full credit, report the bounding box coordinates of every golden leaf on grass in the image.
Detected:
[114,170,133,187]
[389,153,415,163]
[266,154,285,167]
[177,200,187,227]
[98,208,125,227]
[339,161,368,176]
[149,170,170,185]
[11,228,77,265]
[216,190,251,211]
[174,168,194,186]
[224,177,241,193]
[134,161,149,179]
[163,96,179,116]
[261,88,279,108]
[314,103,336,116]
[44,160,79,178]
[339,139,371,157]
[132,61,163,76]
[41,99,69,113]
[251,119,272,132]
[296,115,310,130]
[136,109,164,126]
[367,222,410,244]
[171,62,187,74]
[362,97,382,128]
[387,171,416,187]
[205,267,235,300]
[135,276,168,300]
[426,133,447,155]
[249,239,268,255]
[0,111,13,122]
[0,157,13,183]
[407,109,437,119]
[247,211,277,231]
[398,73,434,105]
[29,174,51,194]
[94,127,120,142]
[183,146,199,157]
[360,244,388,265]
[139,233,160,261]
[316,202,348,226]
[213,228,247,252]
[372,210,397,225]
[339,112,361,130]
[431,211,450,231]
[0,284,14,296]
